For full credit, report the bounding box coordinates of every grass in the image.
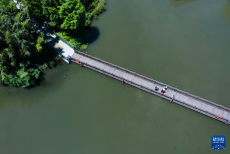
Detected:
[56,28,91,51]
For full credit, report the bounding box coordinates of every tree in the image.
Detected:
[20,0,43,20]
[58,0,87,30]
[41,0,61,27]
[0,0,103,87]
[0,2,44,87]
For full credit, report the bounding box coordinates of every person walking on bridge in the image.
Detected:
[155,86,159,91]
[161,86,167,93]
[170,95,175,103]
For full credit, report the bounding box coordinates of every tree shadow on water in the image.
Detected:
[28,28,65,88]
[0,63,67,110]
[89,26,100,44]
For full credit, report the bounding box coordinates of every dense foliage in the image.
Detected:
[0,2,45,87]
[19,0,105,50]
[0,0,105,87]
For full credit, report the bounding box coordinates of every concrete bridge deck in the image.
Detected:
[71,50,230,125]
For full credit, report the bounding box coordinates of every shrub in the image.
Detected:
[91,0,105,17]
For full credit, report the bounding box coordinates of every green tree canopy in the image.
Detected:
[0,1,44,87]
[58,0,87,30]
[21,0,43,19]
[41,0,61,27]
[0,0,105,87]
[20,0,90,30]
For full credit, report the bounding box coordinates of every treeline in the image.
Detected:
[0,0,105,87]
[20,0,106,26]
[20,0,105,50]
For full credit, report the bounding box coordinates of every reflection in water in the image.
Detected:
[89,27,100,44]
[169,0,198,7]
[221,0,230,25]
[0,63,70,110]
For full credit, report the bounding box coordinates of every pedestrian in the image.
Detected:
[170,95,175,103]
[155,86,159,91]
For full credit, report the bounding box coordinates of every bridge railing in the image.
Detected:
[70,56,229,123]
[73,50,230,112]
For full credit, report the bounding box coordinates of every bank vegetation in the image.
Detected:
[0,0,105,87]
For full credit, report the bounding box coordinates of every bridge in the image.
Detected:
[11,0,230,125]
[26,8,230,125]
[70,50,230,125]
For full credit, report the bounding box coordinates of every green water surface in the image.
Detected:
[0,0,230,153]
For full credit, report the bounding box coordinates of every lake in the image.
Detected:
[0,0,230,153]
